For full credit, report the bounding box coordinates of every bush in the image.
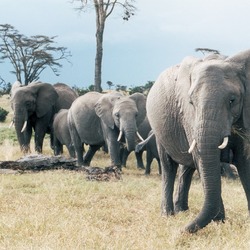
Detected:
[0,107,9,122]
[0,81,11,96]
[73,85,95,96]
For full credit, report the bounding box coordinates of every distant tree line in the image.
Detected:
[73,80,155,96]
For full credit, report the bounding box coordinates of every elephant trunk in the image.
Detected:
[14,108,29,153]
[125,129,136,152]
[186,120,225,232]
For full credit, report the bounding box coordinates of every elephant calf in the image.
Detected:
[53,109,75,158]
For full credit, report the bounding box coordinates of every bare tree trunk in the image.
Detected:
[95,25,104,92]
[94,1,105,93]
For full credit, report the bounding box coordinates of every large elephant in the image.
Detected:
[68,91,146,168]
[146,51,250,233]
[11,82,78,153]
[52,109,75,158]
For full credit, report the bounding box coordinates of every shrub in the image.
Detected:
[73,85,95,96]
[0,107,9,122]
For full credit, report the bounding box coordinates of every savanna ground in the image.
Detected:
[0,94,249,249]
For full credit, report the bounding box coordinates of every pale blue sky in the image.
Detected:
[1,0,250,89]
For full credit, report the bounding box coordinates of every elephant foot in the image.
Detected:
[161,205,175,216]
[137,165,145,170]
[115,164,122,171]
[213,211,225,222]
[82,160,91,166]
[174,205,189,214]
[184,221,201,233]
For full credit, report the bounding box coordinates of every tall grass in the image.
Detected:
[0,95,250,249]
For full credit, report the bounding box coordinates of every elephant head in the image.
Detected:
[95,92,146,152]
[11,82,58,152]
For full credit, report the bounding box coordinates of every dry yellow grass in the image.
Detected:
[0,95,250,249]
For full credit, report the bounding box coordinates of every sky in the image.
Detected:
[1,0,250,89]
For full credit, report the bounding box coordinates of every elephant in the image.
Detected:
[68,91,146,168]
[146,50,250,233]
[52,109,75,158]
[121,116,151,169]
[10,82,78,153]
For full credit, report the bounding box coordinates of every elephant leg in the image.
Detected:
[174,165,195,213]
[23,123,32,153]
[135,150,145,169]
[157,159,162,175]
[232,140,250,216]
[34,131,46,153]
[83,145,102,166]
[66,144,76,158]
[50,132,54,150]
[145,148,154,175]
[68,122,84,166]
[75,143,84,166]
[237,163,250,216]
[158,143,178,216]
[121,146,130,168]
[54,137,63,156]
[34,124,47,153]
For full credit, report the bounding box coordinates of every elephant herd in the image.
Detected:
[9,49,250,233]
[10,81,159,173]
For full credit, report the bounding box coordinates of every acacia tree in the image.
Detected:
[0,24,71,85]
[74,0,136,92]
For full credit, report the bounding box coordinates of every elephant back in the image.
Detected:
[53,83,79,112]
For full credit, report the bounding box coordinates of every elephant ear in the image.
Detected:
[29,82,59,118]
[176,56,202,98]
[129,93,146,126]
[95,92,123,129]
[226,50,250,130]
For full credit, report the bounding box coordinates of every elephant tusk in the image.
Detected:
[9,120,14,128]
[117,130,123,142]
[188,139,196,154]
[136,131,144,141]
[218,136,228,149]
[21,121,27,133]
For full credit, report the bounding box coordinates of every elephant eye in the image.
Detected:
[115,113,119,117]
[26,101,33,107]
[229,96,235,106]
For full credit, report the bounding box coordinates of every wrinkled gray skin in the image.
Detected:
[147,51,250,233]
[53,109,75,158]
[68,91,146,168]
[11,82,78,153]
[121,116,151,169]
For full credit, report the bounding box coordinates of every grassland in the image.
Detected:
[0,95,250,249]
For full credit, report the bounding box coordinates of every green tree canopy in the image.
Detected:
[0,24,71,85]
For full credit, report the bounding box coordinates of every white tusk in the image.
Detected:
[218,137,228,149]
[117,130,123,142]
[9,120,14,128]
[21,121,27,133]
[136,131,144,141]
[188,139,196,154]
